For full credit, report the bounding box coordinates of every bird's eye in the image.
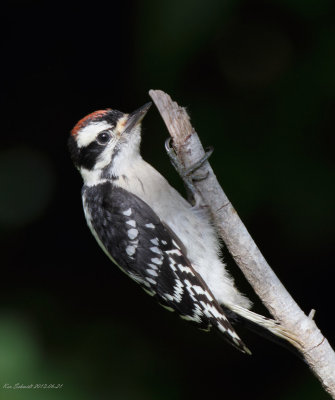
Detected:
[97,131,110,145]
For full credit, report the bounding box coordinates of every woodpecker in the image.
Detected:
[68,102,294,354]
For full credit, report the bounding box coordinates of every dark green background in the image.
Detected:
[1,1,334,399]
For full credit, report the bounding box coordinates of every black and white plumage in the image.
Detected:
[68,102,294,354]
[83,182,248,352]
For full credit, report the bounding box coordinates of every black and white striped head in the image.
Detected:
[68,103,151,184]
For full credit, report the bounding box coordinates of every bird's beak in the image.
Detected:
[123,102,152,134]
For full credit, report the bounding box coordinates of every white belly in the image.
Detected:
[116,160,251,309]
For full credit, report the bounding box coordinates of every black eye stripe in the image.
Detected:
[78,141,104,170]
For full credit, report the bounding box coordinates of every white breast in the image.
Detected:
[115,158,252,309]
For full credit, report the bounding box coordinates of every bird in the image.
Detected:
[68,102,295,354]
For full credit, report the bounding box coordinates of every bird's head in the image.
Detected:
[68,102,151,185]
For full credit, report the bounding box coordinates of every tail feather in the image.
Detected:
[221,304,302,358]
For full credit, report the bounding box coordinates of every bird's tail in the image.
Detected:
[221,303,302,357]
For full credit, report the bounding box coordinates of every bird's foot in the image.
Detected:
[165,138,213,205]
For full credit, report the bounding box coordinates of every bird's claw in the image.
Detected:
[165,138,213,204]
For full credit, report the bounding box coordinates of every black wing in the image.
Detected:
[83,182,250,353]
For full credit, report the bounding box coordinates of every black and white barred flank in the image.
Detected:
[83,181,251,354]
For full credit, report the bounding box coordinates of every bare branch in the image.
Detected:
[149,89,335,398]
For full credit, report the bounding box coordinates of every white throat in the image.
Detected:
[81,168,106,186]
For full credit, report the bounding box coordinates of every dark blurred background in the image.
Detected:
[1,0,334,399]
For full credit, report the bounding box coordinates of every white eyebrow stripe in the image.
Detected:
[76,122,111,148]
